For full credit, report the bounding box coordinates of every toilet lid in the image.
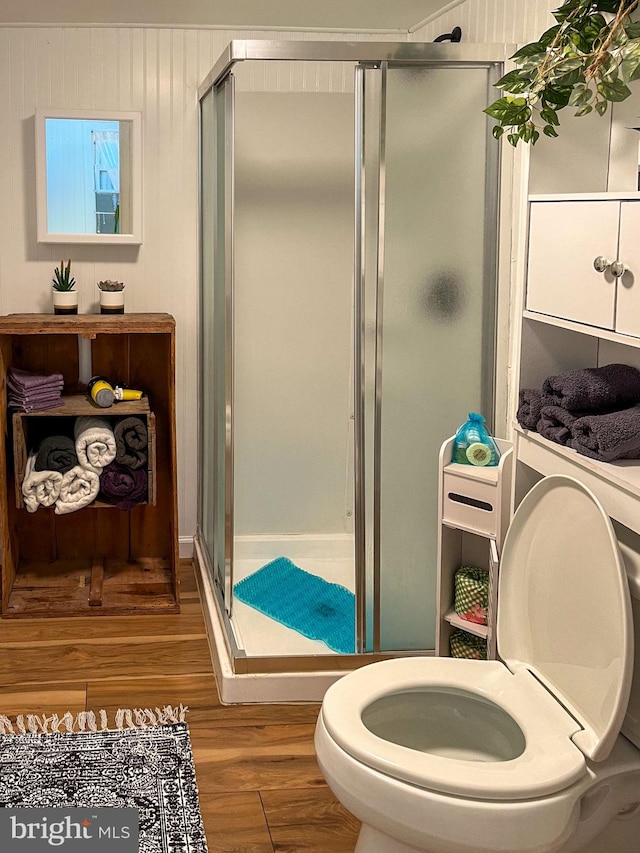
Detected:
[497,474,633,762]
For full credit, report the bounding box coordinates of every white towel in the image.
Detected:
[21,452,62,513]
[74,416,116,474]
[54,465,100,515]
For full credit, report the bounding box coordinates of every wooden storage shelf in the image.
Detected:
[12,395,157,509]
[6,557,175,617]
[0,314,179,618]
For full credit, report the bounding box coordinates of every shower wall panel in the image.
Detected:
[233,91,355,536]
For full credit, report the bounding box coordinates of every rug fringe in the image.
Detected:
[0,704,188,735]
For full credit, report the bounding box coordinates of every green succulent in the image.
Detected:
[485,0,640,146]
[52,259,76,291]
[97,279,125,292]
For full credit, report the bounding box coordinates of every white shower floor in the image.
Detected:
[229,556,355,657]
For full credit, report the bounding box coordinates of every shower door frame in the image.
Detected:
[197,39,515,674]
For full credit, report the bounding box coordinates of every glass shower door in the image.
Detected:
[360,62,499,651]
[199,75,234,607]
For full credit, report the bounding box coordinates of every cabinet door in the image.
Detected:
[615,201,640,337]
[526,201,619,329]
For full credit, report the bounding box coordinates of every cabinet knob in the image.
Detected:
[611,260,627,278]
[593,256,611,273]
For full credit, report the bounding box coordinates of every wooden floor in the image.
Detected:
[0,560,361,852]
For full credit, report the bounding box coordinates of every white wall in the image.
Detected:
[415,0,640,195]
[412,0,556,43]
[0,26,400,541]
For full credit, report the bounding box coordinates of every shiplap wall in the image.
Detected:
[413,0,556,43]
[0,26,401,542]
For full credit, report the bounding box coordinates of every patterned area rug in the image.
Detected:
[0,706,208,853]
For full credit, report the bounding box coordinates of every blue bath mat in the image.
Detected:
[233,557,356,654]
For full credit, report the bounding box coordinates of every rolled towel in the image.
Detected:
[543,363,640,412]
[571,406,640,462]
[99,461,147,510]
[21,452,62,513]
[517,388,546,430]
[114,417,148,470]
[536,406,582,446]
[35,436,78,475]
[54,465,100,515]
[74,416,116,474]
[8,366,64,391]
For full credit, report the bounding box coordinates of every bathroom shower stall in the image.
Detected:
[197,40,510,698]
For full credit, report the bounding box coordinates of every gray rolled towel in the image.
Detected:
[34,435,78,474]
[517,388,547,430]
[536,406,582,446]
[571,406,640,462]
[543,363,640,412]
[114,417,148,470]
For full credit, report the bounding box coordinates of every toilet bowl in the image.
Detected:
[314,475,640,853]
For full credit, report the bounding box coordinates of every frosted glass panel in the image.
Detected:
[214,79,232,601]
[378,65,497,650]
[199,87,215,575]
[232,91,355,539]
[198,79,233,601]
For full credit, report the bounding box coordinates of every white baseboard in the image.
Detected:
[179,536,194,559]
[233,533,354,561]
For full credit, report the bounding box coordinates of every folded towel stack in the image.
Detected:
[8,367,64,412]
[516,388,547,431]
[517,363,640,462]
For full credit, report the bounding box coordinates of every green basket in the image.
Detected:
[450,628,487,660]
[454,566,489,626]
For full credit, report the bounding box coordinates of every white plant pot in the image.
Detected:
[99,290,125,314]
[52,290,78,315]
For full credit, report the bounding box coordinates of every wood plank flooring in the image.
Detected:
[0,560,361,852]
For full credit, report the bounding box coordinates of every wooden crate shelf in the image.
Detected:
[0,314,179,618]
[12,395,157,509]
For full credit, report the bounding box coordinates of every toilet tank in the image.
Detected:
[618,537,640,749]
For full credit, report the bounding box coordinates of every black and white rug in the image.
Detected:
[0,707,208,853]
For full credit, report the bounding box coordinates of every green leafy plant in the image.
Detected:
[485,0,640,146]
[52,259,76,291]
[97,279,125,292]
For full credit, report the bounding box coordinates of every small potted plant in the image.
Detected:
[97,279,125,315]
[52,260,77,315]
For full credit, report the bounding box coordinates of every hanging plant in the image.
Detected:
[485,0,640,146]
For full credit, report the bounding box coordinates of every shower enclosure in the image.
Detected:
[197,40,509,695]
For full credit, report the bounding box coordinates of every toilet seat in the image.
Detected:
[322,475,634,802]
[321,656,587,800]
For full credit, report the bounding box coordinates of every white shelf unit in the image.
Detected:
[436,435,513,659]
[517,191,640,540]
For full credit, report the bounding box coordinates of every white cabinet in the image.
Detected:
[517,191,640,541]
[436,436,513,659]
[527,198,640,336]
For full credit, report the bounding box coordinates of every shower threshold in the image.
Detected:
[193,536,407,703]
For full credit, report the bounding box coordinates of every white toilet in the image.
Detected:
[315,475,640,853]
